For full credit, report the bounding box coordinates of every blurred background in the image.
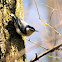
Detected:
[23,0,62,62]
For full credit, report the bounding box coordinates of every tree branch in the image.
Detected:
[30,43,62,62]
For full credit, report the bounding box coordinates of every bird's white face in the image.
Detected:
[26,28,35,36]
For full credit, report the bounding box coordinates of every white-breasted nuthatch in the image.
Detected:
[9,14,38,36]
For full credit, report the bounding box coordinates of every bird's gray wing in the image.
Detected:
[15,17,27,34]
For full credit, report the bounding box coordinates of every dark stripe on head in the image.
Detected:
[26,25,35,31]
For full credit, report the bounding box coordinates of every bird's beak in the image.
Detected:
[35,30,38,32]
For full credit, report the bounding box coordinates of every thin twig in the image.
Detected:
[34,0,40,19]
[48,55,62,59]
[25,38,48,50]
[39,2,62,10]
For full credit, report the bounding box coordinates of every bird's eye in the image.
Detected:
[30,29,34,31]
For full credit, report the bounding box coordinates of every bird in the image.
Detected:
[9,13,38,36]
